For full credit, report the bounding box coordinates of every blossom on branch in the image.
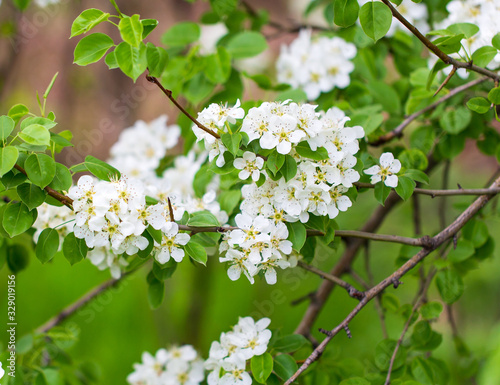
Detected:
[364,152,401,188]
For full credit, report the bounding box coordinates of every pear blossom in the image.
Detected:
[233,152,264,181]
[154,222,190,264]
[364,152,401,188]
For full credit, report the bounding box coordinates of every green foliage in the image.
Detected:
[251,353,273,383]
[73,33,115,66]
[334,0,360,28]
[359,2,392,42]
[225,31,268,58]
[35,228,60,264]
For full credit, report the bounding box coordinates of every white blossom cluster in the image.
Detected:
[358,0,429,37]
[205,317,272,385]
[108,115,180,183]
[198,101,364,284]
[68,175,191,265]
[33,203,74,245]
[431,0,500,76]
[276,29,357,100]
[127,345,204,385]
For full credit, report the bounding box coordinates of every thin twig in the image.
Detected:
[384,268,436,385]
[14,164,73,209]
[369,77,488,146]
[284,174,500,384]
[434,67,457,97]
[380,0,499,81]
[354,181,500,196]
[145,75,220,139]
[298,261,364,300]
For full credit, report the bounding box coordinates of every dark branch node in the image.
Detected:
[344,325,352,339]
[348,287,365,300]
[392,278,403,289]
[318,328,333,337]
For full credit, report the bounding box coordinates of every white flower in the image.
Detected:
[219,249,258,284]
[260,114,305,154]
[154,222,190,264]
[0,362,5,379]
[229,317,272,359]
[233,152,264,181]
[364,152,401,188]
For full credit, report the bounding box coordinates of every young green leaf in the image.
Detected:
[8,104,29,125]
[226,31,268,59]
[7,244,30,273]
[74,33,115,66]
[488,87,500,105]
[119,14,144,48]
[467,97,491,114]
[359,2,392,42]
[70,9,110,38]
[63,233,88,265]
[84,155,120,181]
[272,334,309,353]
[273,354,298,381]
[115,42,148,82]
[282,155,297,182]
[48,163,73,192]
[146,43,169,78]
[25,153,56,188]
[161,22,200,47]
[435,269,464,304]
[2,202,37,238]
[187,211,220,227]
[333,0,360,28]
[19,124,51,146]
[0,116,15,140]
[0,146,19,177]
[286,221,306,251]
[17,183,47,210]
[471,46,497,68]
[148,278,165,309]
[184,241,208,265]
[205,47,232,84]
[251,353,273,384]
[35,228,60,264]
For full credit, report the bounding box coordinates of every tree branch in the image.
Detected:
[297,261,364,300]
[380,0,499,81]
[369,77,488,146]
[145,75,220,140]
[285,174,500,384]
[14,164,73,209]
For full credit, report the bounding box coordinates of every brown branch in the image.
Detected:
[297,261,364,300]
[380,0,499,81]
[14,164,73,209]
[36,274,128,334]
[434,67,457,97]
[369,77,488,146]
[145,75,220,140]
[354,181,500,196]
[285,174,500,384]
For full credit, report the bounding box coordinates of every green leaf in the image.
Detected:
[19,124,51,146]
[70,9,110,38]
[439,107,472,134]
[420,301,443,320]
[273,334,309,353]
[411,357,435,385]
[374,182,391,205]
[433,34,465,54]
[226,31,268,59]
[266,151,285,176]
[404,169,430,184]
[8,104,29,125]
[0,116,15,140]
[381,293,400,312]
[210,0,238,16]
[63,233,88,265]
[7,244,30,273]
[375,339,406,371]
[184,72,215,105]
[3,202,36,238]
[161,22,200,47]
[20,117,57,131]
[49,163,73,192]
[153,260,177,280]
[359,2,392,42]
[0,146,19,177]
[119,14,143,47]
[187,211,220,227]
[294,142,329,160]
[105,51,119,69]
[25,153,56,188]
[74,33,114,66]
[205,47,231,84]
[282,155,297,182]
[488,87,500,105]
[218,190,241,215]
[251,353,273,384]
[395,176,416,200]
[148,278,165,309]
[467,97,491,114]
[273,354,298,380]
[492,33,500,50]
[448,239,475,263]
[471,46,498,68]
[184,241,207,265]
[286,222,307,251]
[84,155,120,181]
[142,19,159,39]
[446,23,479,39]
[35,228,60,264]
[146,43,169,78]
[333,0,360,28]
[16,334,34,354]
[462,220,488,248]
[221,132,242,155]
[17,183,47,210]
[115,41,148,82]
[436,269,464,304]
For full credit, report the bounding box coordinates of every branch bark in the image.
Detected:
[285,174,500,384]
